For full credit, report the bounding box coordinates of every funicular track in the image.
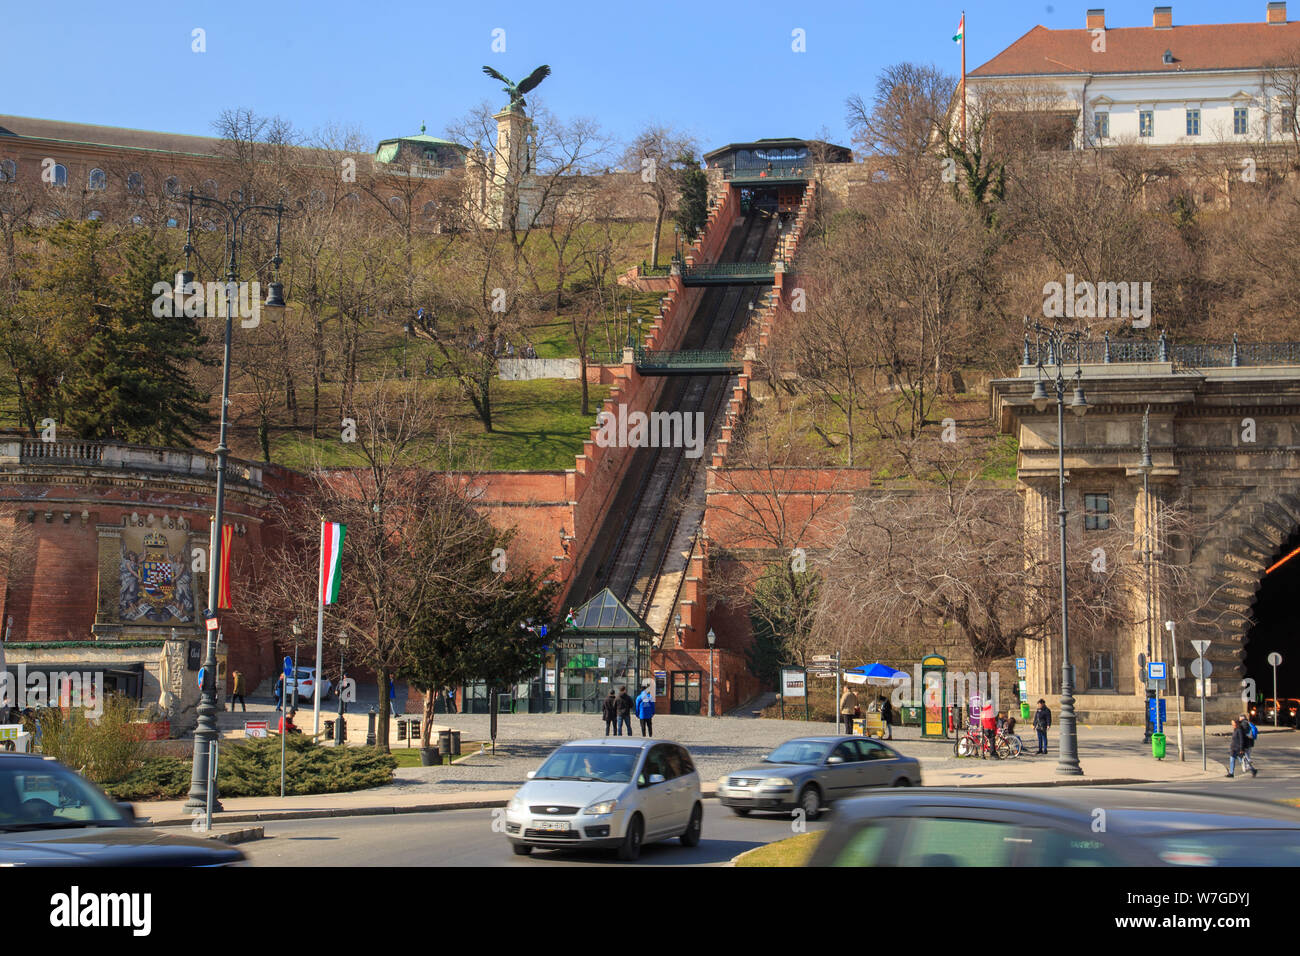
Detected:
[568,207,782,623]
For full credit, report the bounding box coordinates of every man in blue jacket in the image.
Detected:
[635,684,656,737]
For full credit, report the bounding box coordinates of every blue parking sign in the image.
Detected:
[1148,661,1166,681]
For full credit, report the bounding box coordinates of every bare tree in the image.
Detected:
[622,125,697,267]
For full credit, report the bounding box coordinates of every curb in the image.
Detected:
[142,774,1204,828]
[208,826,265,845]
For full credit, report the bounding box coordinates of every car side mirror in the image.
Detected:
[827,756,844,765]
[526,770,537,779]
[117,802,136,823]
[649,773,666,785]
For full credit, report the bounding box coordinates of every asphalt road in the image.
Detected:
[241,798,827,867]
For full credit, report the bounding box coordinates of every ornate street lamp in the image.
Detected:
[336,629,349,745]
[707,627,717,718]
[181,187,288,811]
[1028,320,1089,776]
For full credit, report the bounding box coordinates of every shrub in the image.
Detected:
[102,757,191,801]
[37,694,145,784]
[216,736,397,797]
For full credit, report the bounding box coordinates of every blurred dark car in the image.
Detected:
[717,736,921,820]
[0,754,245,866]
[808,787,1300,866]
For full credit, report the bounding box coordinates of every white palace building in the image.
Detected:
[968,3,1300,150]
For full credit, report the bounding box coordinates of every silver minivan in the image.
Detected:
[504,738,702,861]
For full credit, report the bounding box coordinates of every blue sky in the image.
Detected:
[6,1,1271,156]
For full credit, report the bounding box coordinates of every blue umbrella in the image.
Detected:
[845,663,907,685]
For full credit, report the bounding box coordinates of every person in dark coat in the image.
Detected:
[1227,717,1256,778]
[274,673,285,711]
[601,690,617,736]
[1032,699,1051,755]
[879,696,894,740]
[615,686,634,736]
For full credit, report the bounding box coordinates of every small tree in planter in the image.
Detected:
[404,532,561,759]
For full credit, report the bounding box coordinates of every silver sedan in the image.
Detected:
[716,736,922,820]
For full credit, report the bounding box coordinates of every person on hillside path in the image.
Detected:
[1032,699,1051,755]
[231,670,246,712]
[601,690,617,736]
[615,686,634,736]
[839,688,859,736]
[879,696,894,740]
[981,700,999,759]
[636,685,656,737]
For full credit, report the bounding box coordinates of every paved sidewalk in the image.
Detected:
[137,716,1239,826]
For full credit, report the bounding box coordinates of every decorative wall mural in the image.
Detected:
[119,529,194,624]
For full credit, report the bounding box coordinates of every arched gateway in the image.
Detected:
[992,338,1300,724]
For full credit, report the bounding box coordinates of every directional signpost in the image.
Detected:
[1268,652,1283,728]
[1190,640,1211,771]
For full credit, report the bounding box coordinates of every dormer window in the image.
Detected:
[1162,49,1174,64]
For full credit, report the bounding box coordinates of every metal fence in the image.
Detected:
[1022,334,1300,369]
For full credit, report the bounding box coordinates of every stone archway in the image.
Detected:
[1200,493,1300,692]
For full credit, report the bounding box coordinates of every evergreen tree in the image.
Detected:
[674,166,710,243]
[33,222,211,445]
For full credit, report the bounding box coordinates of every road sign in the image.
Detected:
[1268,651,1283,667]
[204,616,219,632]
[244,721,268,738]
[811,655,835,664]
[197,666,206,690]
[1147,661,1166,681]
[1015,657,1026,674]
[1191,639,1211,657]
[283,656,293,677]
[781,669,806,698]
[1190,658,1213,679]
[811,671,836,679]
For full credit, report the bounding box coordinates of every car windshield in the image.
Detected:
[0,763,126,832]
[764,740,833,765]
[534,747,640,783]
[1141,829,1300,866]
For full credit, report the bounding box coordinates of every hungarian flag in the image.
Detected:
[319,522,346,605]
[953,15,964,42]
[217,523,235,609]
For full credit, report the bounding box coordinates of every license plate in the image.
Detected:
[533,820,570,832]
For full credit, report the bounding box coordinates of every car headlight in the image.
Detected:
[585,799,618,815]
[507,794,524,811]
[717,776,730,790]
[760,778,793,788]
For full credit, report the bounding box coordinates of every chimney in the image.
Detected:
[1086,8,1105,29]
[1153,5,1172,27]
[1268,2,1286,23]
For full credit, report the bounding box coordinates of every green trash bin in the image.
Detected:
[901,705,921,726]
[1020,702,1030,721]
[1152,732,1167,760]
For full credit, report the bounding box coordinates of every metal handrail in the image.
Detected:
[723,167,809,181]
[1021,334,1300,368]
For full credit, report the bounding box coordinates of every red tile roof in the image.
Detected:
[970,21,1300,77]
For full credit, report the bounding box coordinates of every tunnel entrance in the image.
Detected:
[1243,525,1300,723]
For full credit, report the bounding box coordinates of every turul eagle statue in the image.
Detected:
[481,64,551,113]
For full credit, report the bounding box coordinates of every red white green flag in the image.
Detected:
[319,522,346,605]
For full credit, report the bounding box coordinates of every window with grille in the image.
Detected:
[1084,493,1111,531]
[1234,107,1249,135]
[1089,652,1114,690]
[1185,109,1201,136]
[1139,111,1154,137]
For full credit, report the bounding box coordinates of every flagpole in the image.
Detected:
[313,523,326,738]
[961,10,967,144]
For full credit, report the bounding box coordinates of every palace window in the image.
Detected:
[1084,493,1111,531]
[50,163,68,187]
[1185,109,1201,137]
[202,179,218,197]
[1094,112,1109,139]
[0,158,15,182]
[1139,110,1154,137]
[1088,652,1114,690]
[1234,107,1249,135]
[127,171,143,194]
[88,168,107,191]
[164,176,180,197]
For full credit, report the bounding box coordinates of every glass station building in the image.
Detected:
[555,589,651,714]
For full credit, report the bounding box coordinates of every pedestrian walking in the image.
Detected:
[636,685,656,737]
[839,688,859,735]
[615,686,634,736]
[1229,714,1259,777]
[389,677,400,721]
[1032,699,1051,754]
[274,673,284,711]
[879,695,894,740]
[981,700,999,759]
[601,689,617,736]
[231,670,246,713]
[445,686,457,714]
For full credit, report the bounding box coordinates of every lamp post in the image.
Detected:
[707,627,716,718]
[182,188,288,811]
[1138,406,1155,745]
[335,629,348,745]
[1028,321,1089,776]
[290,619,302,710]
[1165,620,1185,760]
